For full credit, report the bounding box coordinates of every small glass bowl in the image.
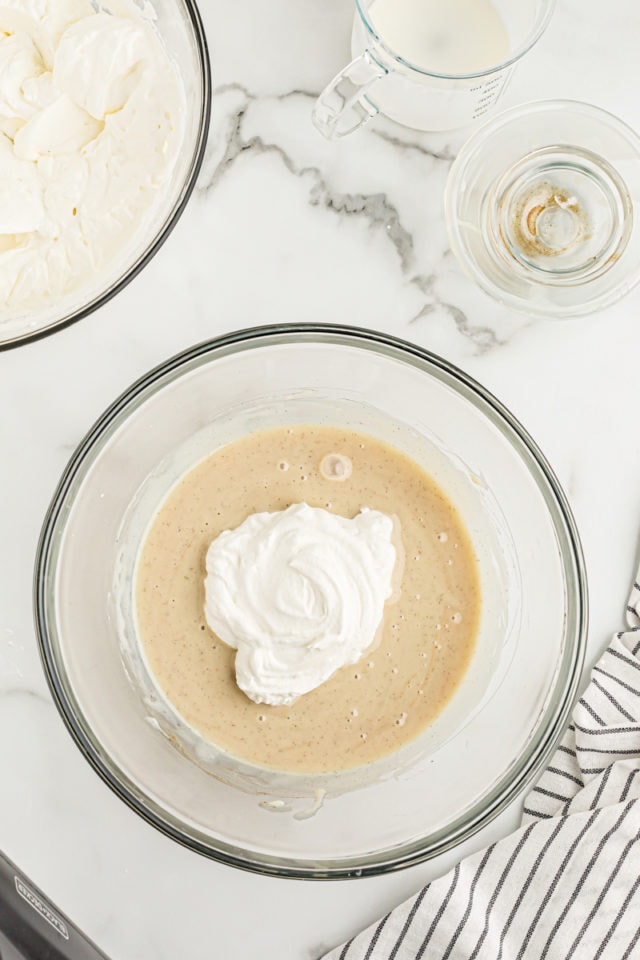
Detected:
[34,324,586,878]
[445,100,640,318]
[0,0,211,349]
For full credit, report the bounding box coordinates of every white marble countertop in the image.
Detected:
[2,0,640,957]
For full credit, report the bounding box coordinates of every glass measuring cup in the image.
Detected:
[313,0,555,139]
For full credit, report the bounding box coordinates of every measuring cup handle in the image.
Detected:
[313,51,388,139]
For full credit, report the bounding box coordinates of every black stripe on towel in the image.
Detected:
[593,871,640,959]
[514,809,601,959]
[387,887,428,960]
[592,666,640,699]
[363,913,390,960]
[565,821,639,958]
[495,817,566,960]
[546,765,583,788]
[415,865,461,960]
[591,678,635,721]
[620,768,640,803]
[590,766,613,811]
[339,937,354,960]
[532,785,573,804]
[578,698,606,725]
[440,848,493,960]
[537,802,635,959]
[606,646,640,673]
[621,920,640,960]
[574,721,640,736]
[467,822,537,960]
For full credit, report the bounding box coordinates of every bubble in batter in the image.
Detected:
[320,453,353,481]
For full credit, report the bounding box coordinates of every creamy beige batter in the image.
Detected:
[135,425,481,774]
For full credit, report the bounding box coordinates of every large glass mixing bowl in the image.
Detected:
[0,0,210,349]
[34,325,587,878]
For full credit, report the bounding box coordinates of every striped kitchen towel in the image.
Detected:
[323,580,640,960]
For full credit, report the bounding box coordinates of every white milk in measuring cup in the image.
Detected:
[313,0,555,138]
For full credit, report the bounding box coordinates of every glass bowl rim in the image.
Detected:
[33,322,588,879]
[0,0,212,352]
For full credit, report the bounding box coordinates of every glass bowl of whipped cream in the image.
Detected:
[0,0,210,348]
[35,324,586,878]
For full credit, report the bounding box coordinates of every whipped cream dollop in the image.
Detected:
[0,0,183,314]
[204,503,398,706]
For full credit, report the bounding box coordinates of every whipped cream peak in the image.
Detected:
[204,502,400,707]
[14,93,103,160]
[53,13,154,120]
